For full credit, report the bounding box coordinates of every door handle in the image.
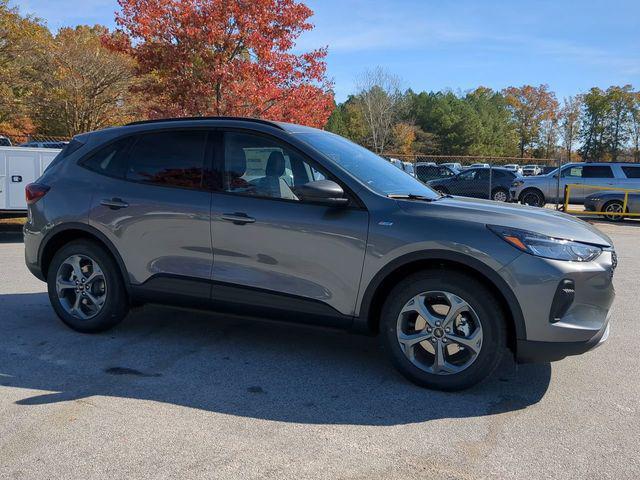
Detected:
[221,212,256,225]
[100,198,129,210]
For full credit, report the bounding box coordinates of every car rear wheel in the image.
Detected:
[603,200,626,222]
[380,270,506,390]
[492,188,509,202]
[520,189,545,207]
[47,240,129,333]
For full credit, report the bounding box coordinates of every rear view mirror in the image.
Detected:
[294,180,349,206]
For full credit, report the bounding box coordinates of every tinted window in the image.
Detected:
[223,131,329,201]
[458,170,477,181]
[81,137,131,177]
[476,169,490,181]
[622,166,640,178]
[582,165,614,178]
[126,131,208,189]
[296,131,439,199]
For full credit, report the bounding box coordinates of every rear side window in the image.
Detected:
[622,166,640,178]
[81,137,131,177]
[582,166,613,178]
[126,130,208,189]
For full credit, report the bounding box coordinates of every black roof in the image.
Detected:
[126,116,285,130]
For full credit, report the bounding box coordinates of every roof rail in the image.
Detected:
[125,116,284,130]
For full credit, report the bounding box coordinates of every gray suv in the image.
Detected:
[24,118,616,390]
[511,162,640,207]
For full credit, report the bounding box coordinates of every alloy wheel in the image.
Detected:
[493,190,508,202]
[396,291,483,375]
[604,202,624,221]
[55,254,107,320]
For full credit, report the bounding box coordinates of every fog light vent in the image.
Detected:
[549,279,575,323]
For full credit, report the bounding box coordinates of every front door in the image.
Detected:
[560,165,584,203]
[210,130,369,324]
[88,129,214,299]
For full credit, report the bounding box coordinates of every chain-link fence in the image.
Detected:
[0,132,70,148]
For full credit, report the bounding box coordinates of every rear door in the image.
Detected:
[210,129,369,323]
[582,165,615,201]
[88,129,214,299]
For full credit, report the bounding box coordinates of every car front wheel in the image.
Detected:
[380,270,506,390]
[520,189,545,207]
[47,240,129,333]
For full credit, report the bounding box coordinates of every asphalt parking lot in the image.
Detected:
[0,221,639,479]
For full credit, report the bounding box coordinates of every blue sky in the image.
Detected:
[13,0,640,102]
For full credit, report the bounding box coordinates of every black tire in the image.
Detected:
[47,240,129,333]
[491,187,509,202]
[520,188,545,207]
[380,270,506,391]
[602,200,626,222]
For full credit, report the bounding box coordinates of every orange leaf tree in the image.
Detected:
[111,0,334,127]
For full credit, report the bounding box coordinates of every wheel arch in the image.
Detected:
[355,250,526,352]
[519,187,545,205]
[39,223,131,297]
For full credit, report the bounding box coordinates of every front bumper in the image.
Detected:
[500,249,615,362]
[516,317,610,363]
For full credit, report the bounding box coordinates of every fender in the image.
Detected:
[354,249,527,339]
[38,222,132,296]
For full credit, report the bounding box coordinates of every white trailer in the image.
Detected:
[0,146,61,212]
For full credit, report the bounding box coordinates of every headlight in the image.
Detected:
[512,180,524,187]
[488,225,602,262]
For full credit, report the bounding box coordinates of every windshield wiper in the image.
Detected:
[387,193,436,201]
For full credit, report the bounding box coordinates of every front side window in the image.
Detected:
[126,130,208,189]
[295,131,439,199]
[222,131,329,201]
[458,170,477,181]
[562,166,583,178]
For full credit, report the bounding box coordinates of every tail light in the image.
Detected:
[25,183,50,205]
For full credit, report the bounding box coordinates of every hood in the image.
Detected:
[398,196,613,247]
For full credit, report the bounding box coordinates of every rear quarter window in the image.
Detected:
[622,166,640,178]
[80,137,131,178]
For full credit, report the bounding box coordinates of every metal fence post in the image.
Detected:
[488,163,493,200]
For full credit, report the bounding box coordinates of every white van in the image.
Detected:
[0,146,61,212]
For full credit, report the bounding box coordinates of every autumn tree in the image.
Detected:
[559,96,582,161]
[28,25,138,136]
[0,0,50,135]
[111,0,333,127]
[390,122,417,155]
[502,84,558,158]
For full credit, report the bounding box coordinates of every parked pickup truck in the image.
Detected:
[510,162,640,207]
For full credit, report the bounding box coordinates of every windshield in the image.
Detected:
[296,131,440,199]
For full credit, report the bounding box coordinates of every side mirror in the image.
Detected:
[294,180,349,206]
